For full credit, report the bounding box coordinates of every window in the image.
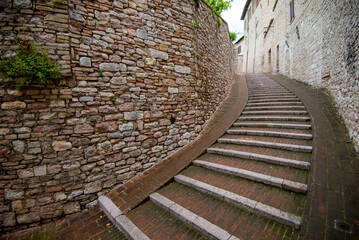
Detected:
[268,49,272,66]
[289,0,295,22]
[238,46,242,54]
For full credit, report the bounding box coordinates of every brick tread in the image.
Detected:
[156,182,300,240]
[221,134,312,146]
[197,153,308,184]
[126,201,208,240]
[212,143,312,163]
[180,166,306,216]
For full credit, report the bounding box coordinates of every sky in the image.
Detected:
[221,0,247,40]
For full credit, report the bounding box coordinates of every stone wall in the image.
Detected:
[0,0,233,232]
[242,0,359,152]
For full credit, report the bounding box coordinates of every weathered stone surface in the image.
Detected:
[13,0,32,8]
[149,49,168,60]
[84,181,101,194]
[175,65,191,74]
[124,111,144,120]
[95,122,117,133]
[52,141,72,151]
[80,57,92,67]
[2,212,16,227]
[27,102,47,110]
[18,169,34,178]
[110,77,126,85]
[5,189,24,200]
[99,63,120,72]
[49,100,65,108]
[142,138,157,149]
[17,213,40,224]
[2,101,26,109]
[64,202,81,214]
[168,87,179,93]
[40,203,62,219]
[0,0,234,231]
[74,124,94,134]
[73,138,91,147]
[136,29,148,39]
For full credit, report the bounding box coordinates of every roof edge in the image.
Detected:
[240,0,252,20]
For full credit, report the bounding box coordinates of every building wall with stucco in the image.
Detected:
[242,0,359,152]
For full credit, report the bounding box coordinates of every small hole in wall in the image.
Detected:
[170,116,176,124]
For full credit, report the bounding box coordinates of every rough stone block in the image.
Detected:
[175,65,191,74]
[124,111,144,120]
[99,63,120,72]
[52,141,72,151]
[2,101,26,109]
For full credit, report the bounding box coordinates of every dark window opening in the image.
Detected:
[290,0,295,23]
[170,116,176,124]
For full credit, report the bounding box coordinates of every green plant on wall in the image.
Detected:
[194,52,201,60]
[217,17,222,28]
[193,21,200,28]
[0,37,61,89]
[98,69,104,78]
[53,0,66,5]
[229,32,237,41]
[205,0,233,15]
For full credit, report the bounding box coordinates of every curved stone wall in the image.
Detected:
[0,0,234,232]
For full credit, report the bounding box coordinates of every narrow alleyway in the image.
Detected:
[2,74,358,240]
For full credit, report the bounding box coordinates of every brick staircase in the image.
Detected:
[99,74,312,240]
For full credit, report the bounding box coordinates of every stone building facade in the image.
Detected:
[241,0,359,152]
[233,35,244,74]
[0,0,234,232]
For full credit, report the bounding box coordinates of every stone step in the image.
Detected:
[99,196,150,240]
[248,98,300,103]
[249,94,296,99]
[157,182,299,239]
[227,129,313,139]
[246,101,304,106]
[207,147,310,170]
[238,116,311,122]
[242,110,308,115]
[193,160,307,194]
[150,193,240,240]
[233,122,312,129]
[174,174,302,229]
[245,106,306,110]
[217,138,312,153]
[126,201,208,239]
[198,154,308,185]
[249,92,292,95]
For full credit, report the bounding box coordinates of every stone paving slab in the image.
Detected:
[268,73,359,239]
